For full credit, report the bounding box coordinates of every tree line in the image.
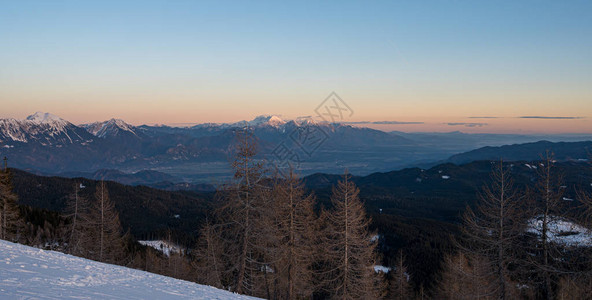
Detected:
[439,154,592,299]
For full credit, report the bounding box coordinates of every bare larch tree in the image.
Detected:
[389,250,412,300]
[216,129,268,296]
[63,182,90,256]
[193,221,224,289]
[527,152,567,300]
[321,173,383,299]
[438,252,496,299]
[84,181,126,264]
[269,169,318,299]
[461,160,522,299]
[0,166,23,242]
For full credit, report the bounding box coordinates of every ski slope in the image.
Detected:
[0,240,258,299]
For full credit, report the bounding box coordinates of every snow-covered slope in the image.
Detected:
[0,112,93,145]
[0,240,258,299]
[82,119,140,139]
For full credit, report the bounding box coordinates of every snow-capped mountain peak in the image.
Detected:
[294,116,321,126]
[0,112,90,145]
[83,118,138,138]
[250,115,286,127]
[235,115,286,128]
[26,112,68,126]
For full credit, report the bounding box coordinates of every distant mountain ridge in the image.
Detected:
[445,140,592,165]
[0,113,431,178]
[55,169,182,186]
[1,112,591,181]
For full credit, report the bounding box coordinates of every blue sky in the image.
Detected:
[1,1,590,133]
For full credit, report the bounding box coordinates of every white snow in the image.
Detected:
[562,197,574,201]
[441,175,450,179]
[0,112,84,145]
[526,216,592,247]
[294,116,319,126]
[26,112,66,125]
[370,234,381,242]
[139,240,183,256]
[246,115,286,127]
[0,240,258,299]
[373,265,390,273]
[83,119,138,138]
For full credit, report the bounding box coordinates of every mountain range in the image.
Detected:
[1,112,591,184]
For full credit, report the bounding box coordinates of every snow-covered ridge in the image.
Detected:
[0,113,340,145]
[83,118,138,138]
[230,115,287,128]
[189,115,332,130]
[0,112,86,145]
[0,240,258,299]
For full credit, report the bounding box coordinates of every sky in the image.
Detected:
[0,0,591,133]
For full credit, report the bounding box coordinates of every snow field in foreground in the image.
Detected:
[0,239,258,300]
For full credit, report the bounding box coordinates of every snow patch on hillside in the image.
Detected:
[373,265,391,273]
[0,240,258,299]
[526,216,592,247]
[139,240,183,256]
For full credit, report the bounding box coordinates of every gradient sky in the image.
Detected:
[1,0,591,133]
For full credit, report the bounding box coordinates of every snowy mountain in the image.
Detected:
[233,114,287,128]
[0,240,258,299]
[0,112,94,146]
[82,118,141,139]
[6,112,588,181]
[0,112,518,179]
[187,115,289,131]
